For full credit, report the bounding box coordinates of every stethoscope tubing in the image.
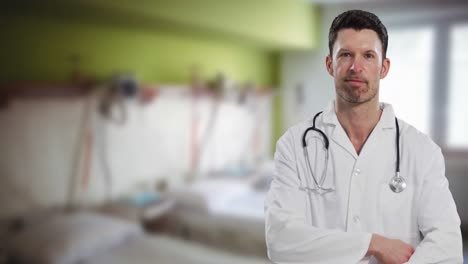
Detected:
[302,111,404,193]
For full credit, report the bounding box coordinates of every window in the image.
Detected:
[448,23,468,148]
[380,27,434,135]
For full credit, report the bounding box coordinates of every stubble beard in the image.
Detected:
[337,82,378,105]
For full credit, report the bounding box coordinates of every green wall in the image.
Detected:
[0,0,321,155]
[0,16,276,86]
[80,0,321,50]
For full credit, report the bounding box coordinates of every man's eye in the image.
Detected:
[340,53,351,57]
[365,53,375,59]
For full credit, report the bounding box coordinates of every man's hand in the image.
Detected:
[366,233,415,264]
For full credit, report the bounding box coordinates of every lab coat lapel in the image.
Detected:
[356,120,382,159]
[322,102,358,159]
[332,123,359,159]
[321,102,396,159]
[358,103,396,159]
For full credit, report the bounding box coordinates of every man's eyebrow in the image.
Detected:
[337,49,352,53]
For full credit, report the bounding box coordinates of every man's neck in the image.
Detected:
[335,99,382,155]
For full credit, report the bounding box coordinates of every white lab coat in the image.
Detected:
[265,101,462,264]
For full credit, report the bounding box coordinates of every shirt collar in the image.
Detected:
[321,100,396,129]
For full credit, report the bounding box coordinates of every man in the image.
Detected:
[265,10,462,264]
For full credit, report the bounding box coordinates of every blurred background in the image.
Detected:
[0,0,467,263]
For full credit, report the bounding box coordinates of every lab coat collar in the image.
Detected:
[321,101,396,130]
[378,102,397,129]
[320,101,397,159]
[321,101,339,126]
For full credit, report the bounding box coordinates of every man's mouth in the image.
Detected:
[345,78,366,85]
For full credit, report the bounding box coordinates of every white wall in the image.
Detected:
[281,51,334,128]
[0,88,272,218]
[281,2,468,222]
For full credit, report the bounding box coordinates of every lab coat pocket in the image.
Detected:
[379,182,411,211]
[379,182,413,229]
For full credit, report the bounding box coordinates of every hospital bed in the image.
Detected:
[159,174,272,257]
[2,210,270,264]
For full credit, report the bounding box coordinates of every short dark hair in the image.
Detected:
[328,10,388,59]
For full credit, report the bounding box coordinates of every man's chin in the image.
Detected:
[341,93,375,104]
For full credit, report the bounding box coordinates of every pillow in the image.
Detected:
[6,210,142,264]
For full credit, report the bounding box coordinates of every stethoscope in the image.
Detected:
[302,111,406,194]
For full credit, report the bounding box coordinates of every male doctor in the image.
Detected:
[265,9,462,264]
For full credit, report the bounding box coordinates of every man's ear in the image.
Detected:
[326,55,334,76]
[380,57,390,79]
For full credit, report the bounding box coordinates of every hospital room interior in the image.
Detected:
[1,0,468,263]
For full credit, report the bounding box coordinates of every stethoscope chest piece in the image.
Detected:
[389,172,406,193]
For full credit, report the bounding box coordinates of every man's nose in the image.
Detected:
[349,57,364,72]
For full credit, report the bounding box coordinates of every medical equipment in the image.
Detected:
[388,117,406,193]
[301,111,333,194]
[302,111,406,194]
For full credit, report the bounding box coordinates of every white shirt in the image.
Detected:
[265,101,462,264]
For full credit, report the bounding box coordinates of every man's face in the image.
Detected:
[326,29,390,105]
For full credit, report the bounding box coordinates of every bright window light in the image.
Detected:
[380,27,434,136]
[448,23,468,148]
